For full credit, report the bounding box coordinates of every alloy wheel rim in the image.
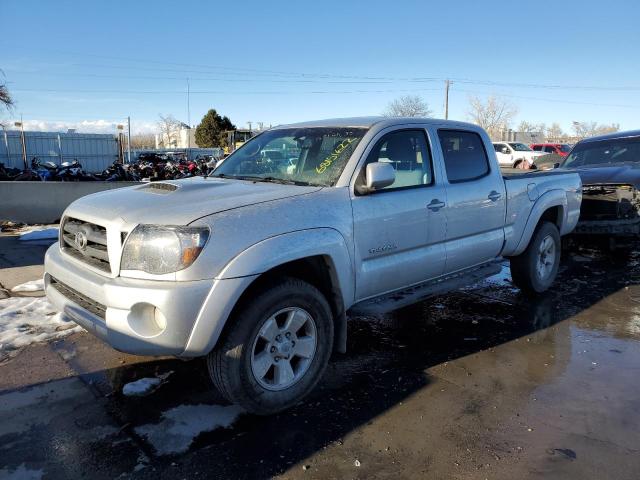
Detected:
[536,235,556,281]
[250,307,318,391]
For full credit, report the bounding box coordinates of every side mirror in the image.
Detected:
[553,162,560,169]
[359,162,395,194]
[501,147,509,154]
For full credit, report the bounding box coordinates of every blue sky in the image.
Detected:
[1,0,639,135]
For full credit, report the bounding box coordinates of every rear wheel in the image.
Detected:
[207,277,333,415]
[510,221,561,294]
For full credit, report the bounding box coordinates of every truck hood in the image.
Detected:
[566,163,640,187]
[65,177,322,225]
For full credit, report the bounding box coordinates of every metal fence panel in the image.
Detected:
[0,131,119,172]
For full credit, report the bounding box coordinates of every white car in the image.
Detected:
[493,142,544,168]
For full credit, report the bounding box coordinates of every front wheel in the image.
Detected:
[207,277,334,415]
[509,221,561,294]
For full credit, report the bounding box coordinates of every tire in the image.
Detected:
[509,221,561,294]
[207,277,334,415]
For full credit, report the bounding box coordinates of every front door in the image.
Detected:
[351,128,447,301]
[494,142,512,166]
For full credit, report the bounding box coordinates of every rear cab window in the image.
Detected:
[438,130,491,183]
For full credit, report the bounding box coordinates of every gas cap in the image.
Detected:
[527,183,539,201]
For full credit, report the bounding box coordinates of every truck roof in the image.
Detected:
[579,129,640,144]
[272,116,479,130]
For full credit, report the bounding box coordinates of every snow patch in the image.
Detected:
[135,404,243,455]
[122,371,173,397]
[19,227,59,241]
[11,279,45,293]
[0,296,82,360]
[0,464,44,480]
[123,377,161,396]
[485,263,513,287]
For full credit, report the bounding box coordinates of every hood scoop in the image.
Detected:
[140,182,178,194]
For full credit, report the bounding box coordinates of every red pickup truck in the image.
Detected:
[530,143,572,157]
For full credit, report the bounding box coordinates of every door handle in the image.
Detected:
[488,191,502,202]
[427,199,445,211]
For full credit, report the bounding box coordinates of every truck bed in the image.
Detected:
[501,167,573,180]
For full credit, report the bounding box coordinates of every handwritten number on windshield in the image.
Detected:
[316,138,356,174]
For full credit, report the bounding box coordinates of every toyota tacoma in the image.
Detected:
[45,117,581,414]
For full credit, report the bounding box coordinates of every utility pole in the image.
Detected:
[14,115,27,169]
[127,116,131,164]
[444,79,451,120]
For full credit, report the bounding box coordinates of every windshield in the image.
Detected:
[562,137,640,168]
[559,144,571,153]
[212,127,367,186]
[509,143,532,152]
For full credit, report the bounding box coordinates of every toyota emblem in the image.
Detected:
[74,231,88,250]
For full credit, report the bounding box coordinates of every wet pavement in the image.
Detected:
[1,232,640,479]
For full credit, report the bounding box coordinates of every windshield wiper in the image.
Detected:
[211,174,319,186]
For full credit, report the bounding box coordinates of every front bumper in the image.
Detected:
[45,243,257,357]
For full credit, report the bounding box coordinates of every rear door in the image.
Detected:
[350,128,447,300]
[435,128,506,273]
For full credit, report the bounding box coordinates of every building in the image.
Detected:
[155,123,197,149]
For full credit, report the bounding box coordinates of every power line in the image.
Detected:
[12,50,640,91]
[12,87,444,95]
[455,88,640,109]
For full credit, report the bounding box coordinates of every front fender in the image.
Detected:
[181,228,355,356]
[218,228,355,307]
[510,189,567,256]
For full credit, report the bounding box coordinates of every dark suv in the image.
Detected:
[560,130,640,245]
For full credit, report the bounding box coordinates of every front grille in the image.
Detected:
[61,217,111,273]
[580,184,640,221]
[50,277,106,320]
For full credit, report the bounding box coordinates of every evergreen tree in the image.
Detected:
[195,109,235,147]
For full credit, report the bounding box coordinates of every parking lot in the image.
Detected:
[1,231,639,479]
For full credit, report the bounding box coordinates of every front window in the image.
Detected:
[212,127,367,186]
[509,142,532,152]
[562,137,640,168]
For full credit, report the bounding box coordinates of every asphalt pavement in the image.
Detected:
[1,231,639,479]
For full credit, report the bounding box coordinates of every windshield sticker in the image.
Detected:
[316,138,356,174]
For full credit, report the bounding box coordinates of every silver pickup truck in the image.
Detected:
[44,117,581,414]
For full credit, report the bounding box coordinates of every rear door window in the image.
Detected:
[438,130,490,183]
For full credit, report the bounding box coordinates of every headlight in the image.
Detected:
[121,225,209,275]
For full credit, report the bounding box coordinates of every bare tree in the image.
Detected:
[518,121,545,134]
[572,121,620,139]
[0,70,13,127]
[157,114,182,147]
[0,84,11,110]
[467,95,518,139]
[130,134,156,149]
[383,95,432,117]
[546,122,565,140]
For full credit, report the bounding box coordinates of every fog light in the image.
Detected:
[127,303,167,338]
